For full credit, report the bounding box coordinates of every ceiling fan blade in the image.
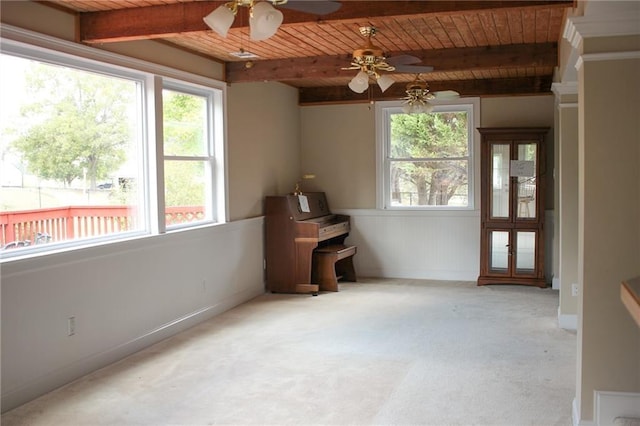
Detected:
[433,90,460,99]
[280,1,342,15]
[393,64,435,73]
[387,55,434,73]
[387,55,422,66]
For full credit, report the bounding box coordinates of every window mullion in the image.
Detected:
[164,155,208,162]
[148,75,166,234]
[391,157,469,162]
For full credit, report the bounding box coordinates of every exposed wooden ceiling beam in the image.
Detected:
[227,42,557,83]
[298,76,554,105]
[79,1,573,43]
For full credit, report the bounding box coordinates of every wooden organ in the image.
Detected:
[265,192,355,294]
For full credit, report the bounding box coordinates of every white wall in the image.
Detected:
[1,218,265,412]
[554,89,579,326]
[339,209,480,280]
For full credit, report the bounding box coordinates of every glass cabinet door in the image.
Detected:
[488,230,510,275]
[514,230,537,276]
[486,229,539,278]
[516,142,538,220]
[490,144,510,219]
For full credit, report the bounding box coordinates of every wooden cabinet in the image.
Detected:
[477,128,548,288]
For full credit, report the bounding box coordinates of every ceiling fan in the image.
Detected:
[343,26,435,94]
[402,74,460,113]
[204,0,341,41]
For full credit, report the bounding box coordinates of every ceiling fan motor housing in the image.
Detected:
[353,47,385,65]
[350,25,396,73]
[406,80,435,101]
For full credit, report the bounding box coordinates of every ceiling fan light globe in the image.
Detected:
[377,74,394,92]
[348,71,369,93]
[203,5,235,38]
[420,102,434,113]
[250,2,284,41]
[434,90,460,100]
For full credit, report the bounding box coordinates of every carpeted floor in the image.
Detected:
[2,278,577,426]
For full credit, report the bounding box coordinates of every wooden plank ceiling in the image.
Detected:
[44,0,574,104]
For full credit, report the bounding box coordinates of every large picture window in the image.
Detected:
[376,99,479,210]
[0,31,226,259]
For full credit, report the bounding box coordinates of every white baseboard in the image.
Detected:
[558,307,578,330]
[553,276,561,290]
[595,391,640,425]
[574,397,596,426]
[358,267,478,281]
[573,392,640,426]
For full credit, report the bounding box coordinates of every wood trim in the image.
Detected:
[298,76,554,104]
[77,1,573,43]
[227,43,557,83]
[621,277,640,328]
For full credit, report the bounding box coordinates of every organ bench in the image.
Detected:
[312,244,357,292]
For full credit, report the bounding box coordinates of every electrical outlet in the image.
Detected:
[571,283,578,297]
[68,316,76,336]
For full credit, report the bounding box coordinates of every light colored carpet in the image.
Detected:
[2,278,576,426]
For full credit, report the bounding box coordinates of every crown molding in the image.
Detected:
[558,102,578,109]
[562,4,640,74]
[551,81,578,96]
[575,50,640,71]
[564,13,640,49]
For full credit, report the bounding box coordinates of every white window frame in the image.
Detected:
[161,80,225,230]
[0,25,227,260]
[375,98,480,211]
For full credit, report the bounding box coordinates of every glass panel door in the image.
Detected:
[489,230,510,275]
[515,231,536,274]
[490,144,510,219]
[516,143,537,219]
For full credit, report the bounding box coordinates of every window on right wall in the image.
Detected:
[375,98,479,210]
